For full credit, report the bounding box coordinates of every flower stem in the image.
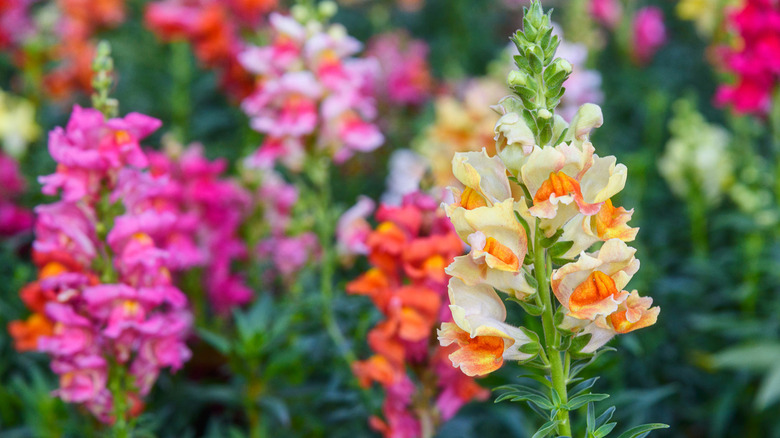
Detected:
[534,220,571,436]
[108,362,131,438]
[309,158,356,366]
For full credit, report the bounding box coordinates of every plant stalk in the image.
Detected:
[534,220,571,436]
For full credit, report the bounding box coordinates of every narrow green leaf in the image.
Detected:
[614,423,669,438]
[565,393,609,411]
[595,406,616,428]
[197,328,231,355]
[569,333,593,355]
[594,422,618,438]
[531,420,559,438]
[514,210,533,245]
[524,271,539,289]
[756,365,780,409]
[541,228,564,247]
[586,402,596,433]
[569,377,599,398]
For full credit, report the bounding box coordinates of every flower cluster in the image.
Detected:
[147,142,253,313]
[366,31,433,107]
[440,104,659,374]
[0,152,33,237]
[145,0,277,99]
[348,193,488,437]
[414,78,506,188]
[9,106,192,422]
[238,11,383,170]
[0,0,34,52]
[715,0,780,115]
[659,98,733,206]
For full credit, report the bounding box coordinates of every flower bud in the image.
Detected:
[507,70,528,88]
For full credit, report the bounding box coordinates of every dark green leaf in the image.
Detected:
[565,393,609,411]
[532,420,559,438]
[614,423,669,438]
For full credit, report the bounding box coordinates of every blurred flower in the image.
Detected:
[589,0,621,29]
[349,193,488,436]
[147,142,253,313]
[336,195,375,262]
[714,0,780,115]
[239,12,383,169]
[677,0,736,38]
[366,31,433,106]
[0,89,39,159]
[631,7,667,66]
[145,0,277,99]
[382,149,429,206]
[659,98,733,206]
[11,106,191,423]
[0,152,33,236]
[415,79,506,188]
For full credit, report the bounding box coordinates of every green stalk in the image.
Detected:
[309,158,357,366]
[108,362,131,438]
[533,220,571,436]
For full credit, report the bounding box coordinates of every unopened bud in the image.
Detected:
[538,109,552,119]
[319,1,338,19]
[508,70,527,88]
[291,5,308,22]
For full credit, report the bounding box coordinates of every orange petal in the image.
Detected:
[460,187,488,210]
[533,171,582,204]
[569,271,619,314]
[449,335,505,376]
[483,237,520,271]
[594,199,638,241]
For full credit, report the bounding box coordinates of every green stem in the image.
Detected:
[170,41,192,143]
[310,158,357,366]
[108,363,131,438]
[534,220,571,436]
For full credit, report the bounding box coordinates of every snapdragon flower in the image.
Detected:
[348,193,488,437]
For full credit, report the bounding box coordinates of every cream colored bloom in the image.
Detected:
[551,239,639,321]
[438,278,534,376]
[0,90,39,158]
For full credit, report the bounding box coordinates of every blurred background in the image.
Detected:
[1,0,780,436]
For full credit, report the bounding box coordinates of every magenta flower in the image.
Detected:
[367,32,433,106]
[631,7,667,66]
[336,196,375,260]
[715,0,780,115]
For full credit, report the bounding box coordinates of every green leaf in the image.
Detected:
[551,256,576,266]
[614,423,669,438]
[516,298,544,316]
[594,422,618,438]
[531,420,559,438]
[518,373,553,388]
[565,393,609,411]
[595,406,616,428]
[514,210,533,243]
[197,328,231,355]
[494,387,554,410]
[569,377,599,398]
[569,333,593,354]
[708,343,780,371]
[520,342,542,356]
[586,402,596,432]
[524,271,539,289]
[541,228,564,247]
[756,365,780,409]
[549,240,574,258]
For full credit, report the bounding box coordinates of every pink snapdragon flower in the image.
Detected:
[366,32,433,106]
[631,7,667,66]
[146,144,253,313]
[589,0,622,29]
[239,12,384,169]
[715,0,780,115]
[0,152,33,236]
[12,106,192,423]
